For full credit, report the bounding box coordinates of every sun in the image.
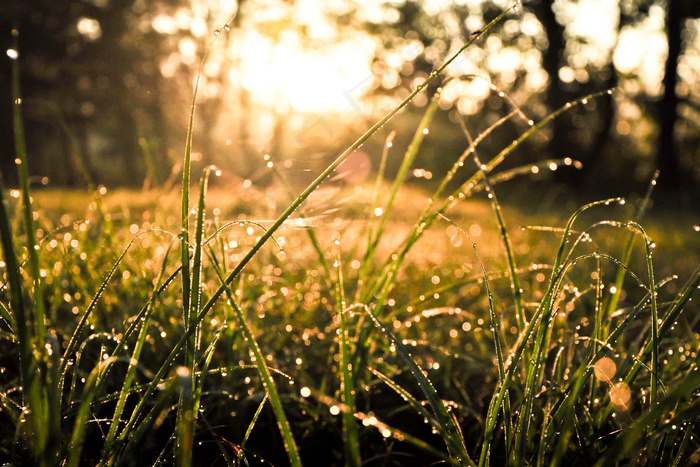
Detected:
[232,29,378,114]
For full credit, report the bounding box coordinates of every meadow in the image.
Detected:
[2,4,700,466]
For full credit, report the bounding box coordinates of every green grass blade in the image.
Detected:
[177,167,213,466]
[440,214,514,455]
[599,265,700,425]
[361,91,442,276]
[334,254,360,467]
[359,303,474,465]
[8,35,56,462]
[606,171,659,318]
[594,368,700,467]
[215,271,301,467]
[64,357,118,467]
[235,393,268,467]
[361,91,613,318]
[0,161,36,425]
[459,121,525,335]
[368,367,438,432]
[101,245,173,463]
[176,366,194,467]
[115,372,180,467]
[11,31,46,354]
[478,199,622,467]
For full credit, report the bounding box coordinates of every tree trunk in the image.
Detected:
[656,0,682,191]
[532,1,579,179]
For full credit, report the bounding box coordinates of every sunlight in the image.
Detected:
[233,30,377,113]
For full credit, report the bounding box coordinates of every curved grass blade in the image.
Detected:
[594,367,700,467]
[11,30,46,357]
[100,245,173,464]
[312,388,460,465]
[605,171,659,319]
[477,199,624,467]
[115,371,181,467]
[209,264,301,467]
[360,90,442,282]
[356,303,474,465]
[439,214,513,453]
[64,356,119,467]
[235,393,268,467]
[368,367,439,434]
[598,265,700,424]
[361,91,616,320]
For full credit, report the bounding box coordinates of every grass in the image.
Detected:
[2,3,700,465]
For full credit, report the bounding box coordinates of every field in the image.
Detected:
[2,6,700,466]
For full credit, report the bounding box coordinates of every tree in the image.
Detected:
[1,0,180,187]
[656,0,700,192]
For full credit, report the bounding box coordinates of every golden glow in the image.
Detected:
[233,30,377,113]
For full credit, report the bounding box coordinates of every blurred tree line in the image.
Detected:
[1,0,699,197]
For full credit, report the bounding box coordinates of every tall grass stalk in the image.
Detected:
[358,90,442,289]
[7,33,60,464]
[362,303,473,465]
[213,266,302,466]
[334,252,361,466]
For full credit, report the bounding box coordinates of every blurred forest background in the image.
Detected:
[1,0,699,203]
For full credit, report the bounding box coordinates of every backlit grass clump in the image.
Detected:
[1,4,699,466]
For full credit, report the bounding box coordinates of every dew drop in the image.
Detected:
[6,49,18,60]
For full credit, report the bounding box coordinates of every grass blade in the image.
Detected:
[357,303,474,465]
[211,265,302,466]
[334,253,360,466]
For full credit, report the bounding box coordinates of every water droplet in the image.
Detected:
[214,29,220,36]
[6,49,18,60]
[224,24,231,32]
